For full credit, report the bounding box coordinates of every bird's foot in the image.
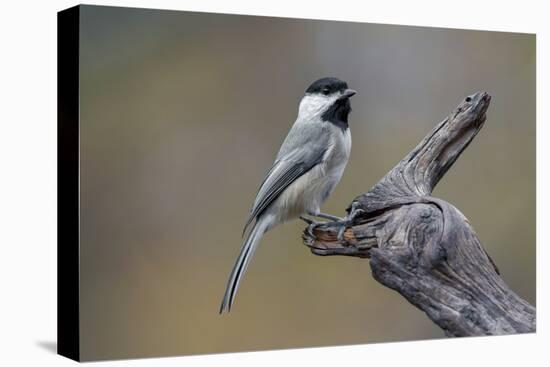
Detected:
[301,212,348,240]
[313,212,344,222]
[301,208,365,244]
[299,215,314,225]
[300,215,324,237]
[336,208,366,245]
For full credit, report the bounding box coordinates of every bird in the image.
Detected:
[219,77,356,313]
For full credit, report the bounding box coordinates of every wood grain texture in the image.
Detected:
[302,92,536,336]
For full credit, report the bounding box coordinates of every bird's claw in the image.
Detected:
[336,208,366,246]
[299,215,314,225]
[337,224,348,244]
[307,222,320,237]
[300,215,323,237]
[301,208,365,244]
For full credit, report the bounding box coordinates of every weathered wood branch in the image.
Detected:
[303,92,536,336]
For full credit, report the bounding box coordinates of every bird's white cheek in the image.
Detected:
[298,95,337,119]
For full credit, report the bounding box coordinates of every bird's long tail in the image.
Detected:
[219,217,269,314]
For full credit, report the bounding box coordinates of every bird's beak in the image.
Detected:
[340,89,357,99]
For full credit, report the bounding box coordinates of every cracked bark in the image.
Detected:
[302,92,535,336]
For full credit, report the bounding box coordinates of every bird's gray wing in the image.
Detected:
[242,123,329,235]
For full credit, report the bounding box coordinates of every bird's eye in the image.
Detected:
[322,88,330,95]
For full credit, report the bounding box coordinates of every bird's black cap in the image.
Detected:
[305,77,349,95]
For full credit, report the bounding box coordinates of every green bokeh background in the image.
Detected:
[78,5,535,361]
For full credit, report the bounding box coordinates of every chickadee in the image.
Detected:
[220,77,356,313]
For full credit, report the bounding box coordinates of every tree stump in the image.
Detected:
[302,92,536,336]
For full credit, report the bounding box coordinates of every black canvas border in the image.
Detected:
[57,5,80,362]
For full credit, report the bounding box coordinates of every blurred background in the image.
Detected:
[78,5,535,361]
